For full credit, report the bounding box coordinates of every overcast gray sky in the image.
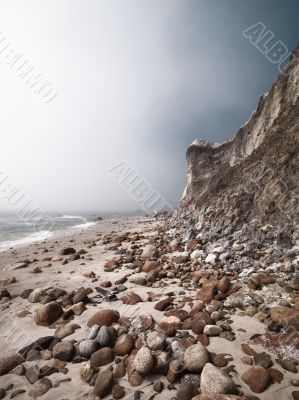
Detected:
[0,0,298,213]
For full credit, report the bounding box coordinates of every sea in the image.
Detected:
[0,211,143,252]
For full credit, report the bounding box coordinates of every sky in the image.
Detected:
[0,0,298,214]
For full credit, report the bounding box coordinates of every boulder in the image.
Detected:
[241,366,270,393]
[87,309,119,327]
[0,354,23,376]
[34,302,63,326]
[133,347,153,374]
[93,369,113,397]
[90,347,114,367]
[114,334,134,356]
[184,343,209,371]
[200,363,236,394]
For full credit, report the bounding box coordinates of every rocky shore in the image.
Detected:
[0,214,298,400]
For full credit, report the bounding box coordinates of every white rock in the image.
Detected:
[190,249,204,259]
[184,343,209,371]
[146,332,166,350]
[133,347,153,374]
[200,363,236,394]
[205,254,217,264]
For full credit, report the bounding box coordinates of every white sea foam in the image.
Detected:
[61,215,86,220]
[0,230,52,252]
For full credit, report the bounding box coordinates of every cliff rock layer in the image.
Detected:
[180,44,299,233]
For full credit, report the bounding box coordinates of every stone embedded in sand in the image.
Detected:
[114,334,134,356]
[203,325,222,336]
[87,309,120,327]
[87,324,100,340]
[28,288,42,303]
[0,389,5,399]
[151,351,169,375]
[184,343,209,371]
[241,366,270,393]
[205,254,217,264]
[28,377,52,398]
[196,286,217,303]
[129,276,147,286]
[78,340,98,358]
[142,245,160,259]
[268,368,283,383]
[73,287,91,304]
[104,259,119,272]
[254,352,273,369]
[70,302,86,316]
[153,380,164,393]
[128,369,144,386]
[53,341,74,362]
[90,347,114,367]
[167,359,183,383]
[248,272,274,290]
[241,344,256,356]
[131,314,154,333]
[133,347,153,375]
[164,309,189,321]
[96,325,111,346]
[80,361,96,383]
[121,292,142,305]
[34,302,63,326]
[218,277,231,293]
[154,298,173,311]
[112,384,125,399]
[142,260,160,272]
[114,361,126,378]
[59,247,76,255]
[93,369,114,397]
[146,332,166,350]
[200,363,236,394]
[271,306,299,330]
[176,382,198,400]
[55,323,80,339]
[0,354,24,376]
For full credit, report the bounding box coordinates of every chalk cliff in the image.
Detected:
[180,44,299,234]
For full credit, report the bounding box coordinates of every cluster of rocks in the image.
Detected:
[0,216,298,399]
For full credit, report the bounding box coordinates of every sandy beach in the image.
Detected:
[0,215,298,400]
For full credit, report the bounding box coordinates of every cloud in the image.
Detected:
[0,0,298,212]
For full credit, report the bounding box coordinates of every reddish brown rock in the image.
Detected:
[241,366,270,393]
[241,344,257,356]
[155,298,173,311]
[271,306,299,330]
[87,309,120,327]
[248,273,274,289]
[34,302,63,326]
[196,286,217,304]
[104,260,119,272]
[142,260,160,273]
[90,347,114,367]
[114,334,134,356]
[0,354,24,376]
[94,369,113,397]
[121,292,142,305]
[218,277,231,294]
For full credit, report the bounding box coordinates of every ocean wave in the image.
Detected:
[0,230,52,252]
[61,214,86,221]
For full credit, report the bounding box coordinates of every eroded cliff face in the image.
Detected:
[180,44,299,234]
